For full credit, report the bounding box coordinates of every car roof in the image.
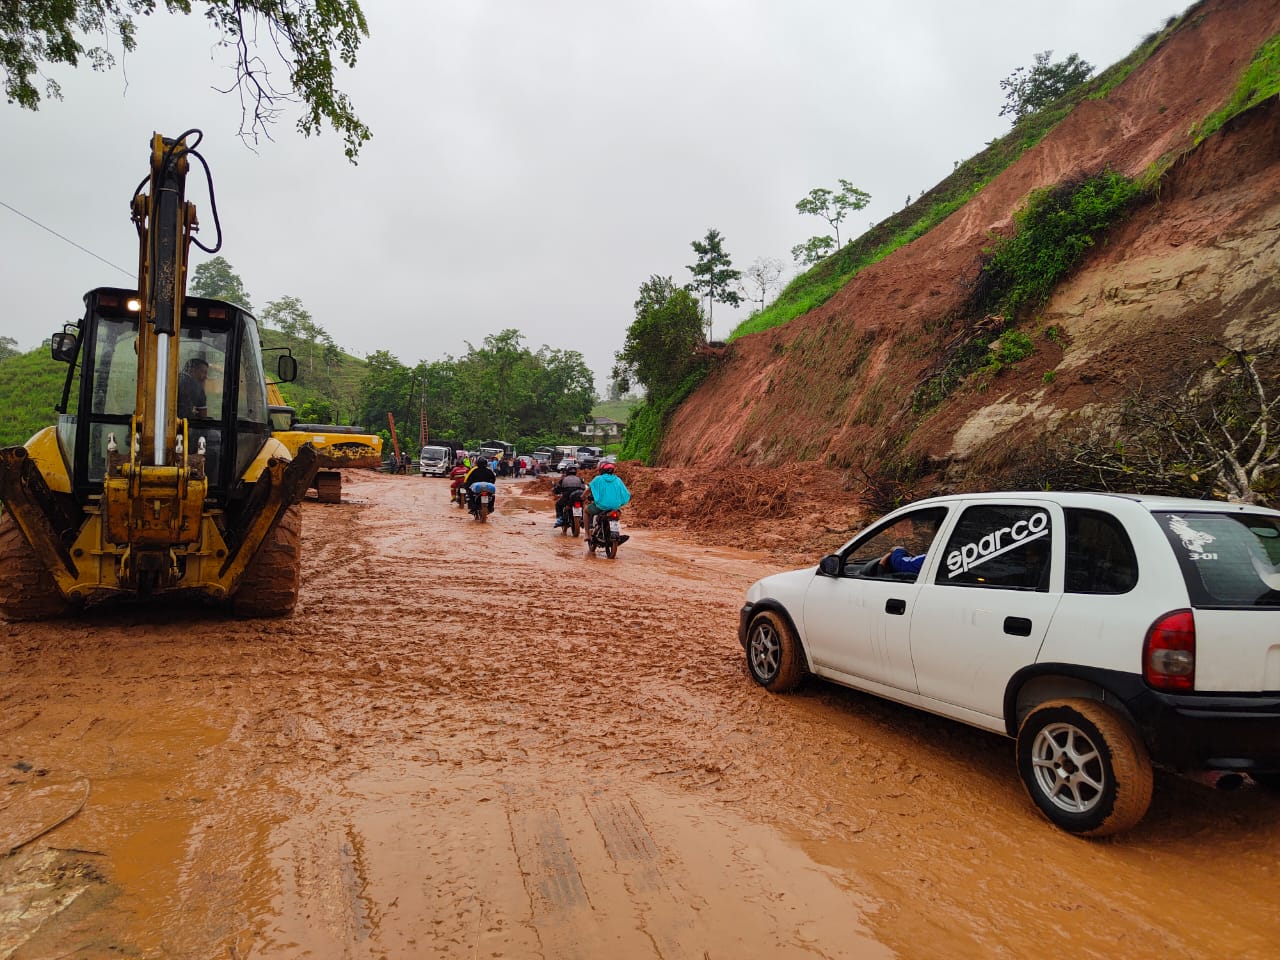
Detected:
[897,490,1280,517]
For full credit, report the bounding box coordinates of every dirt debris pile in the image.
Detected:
[531,462,870,561]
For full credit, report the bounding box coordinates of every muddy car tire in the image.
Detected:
[1016,698,1153,837]
[745,609,806,693]
[0,512,72,621]
[232,504,302,618]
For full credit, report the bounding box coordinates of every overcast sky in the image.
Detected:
[1,1,1185,392]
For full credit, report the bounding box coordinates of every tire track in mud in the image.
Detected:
[4,471,1280,958]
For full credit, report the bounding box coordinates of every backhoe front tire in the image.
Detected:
[0,511,72,621]
[231,504,302,618]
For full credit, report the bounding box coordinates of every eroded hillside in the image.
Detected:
[660,0,1280,501]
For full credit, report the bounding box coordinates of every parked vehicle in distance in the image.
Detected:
[577,446,602,469]
[556,458,577,474]
[419,444,454,477]
[739,491,1280,837]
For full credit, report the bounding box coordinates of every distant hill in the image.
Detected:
[0,325,370,448]
[591,398,639,423]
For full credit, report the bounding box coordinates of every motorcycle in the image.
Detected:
[558,489,585,537]
[587,507,627,559]
[468,481,497,522]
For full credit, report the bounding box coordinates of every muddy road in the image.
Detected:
[3,471,1279,959]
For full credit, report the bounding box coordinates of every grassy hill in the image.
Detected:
[0,346,67,447]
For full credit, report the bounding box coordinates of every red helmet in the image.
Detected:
[599,461,616,473]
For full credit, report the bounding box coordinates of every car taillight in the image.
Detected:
[1144,609,1195,692]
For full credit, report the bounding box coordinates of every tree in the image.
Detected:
[612,275,704,397]
[189,256,253,309]
[742,256,784,313]
[790,235,835,266]
[1042,345,1280,505]
[260,295,309,339]
[3,1,371,161]
[795,179,870,250]
[0,336,18,362]
[999,51,1094,122]
[686,229,741,342]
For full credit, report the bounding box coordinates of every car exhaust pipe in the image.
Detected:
[1189,770,1246,791]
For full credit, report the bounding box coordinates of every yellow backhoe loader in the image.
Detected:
[0,130,319,619]
[265,383,382,503]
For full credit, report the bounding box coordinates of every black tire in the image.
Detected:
[232,504,302,618]
[1016,698,1153,837]
[605,536,617,559]
[0,511,72,621]
[570,513,580,537]
[745,609,806,692]
[314,471,341,504]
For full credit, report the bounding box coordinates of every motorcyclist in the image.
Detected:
[463,457,497,512]
[551,465,586,527]
[448,461,469,504]
[585,462,631,544]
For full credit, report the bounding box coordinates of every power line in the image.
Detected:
[0,198,133,278]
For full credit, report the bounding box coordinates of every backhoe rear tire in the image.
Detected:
[231,504,302,618]
[0,511,72,621]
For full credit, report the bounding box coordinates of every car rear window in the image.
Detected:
[1154,511,1280,608]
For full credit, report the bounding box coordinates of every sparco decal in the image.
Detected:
[946,512,1049,577]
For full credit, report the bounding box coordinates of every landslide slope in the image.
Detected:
[659,0,1280,495]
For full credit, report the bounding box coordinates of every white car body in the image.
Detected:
[740,491,1280,835]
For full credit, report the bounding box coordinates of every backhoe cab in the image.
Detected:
[0,131,318,619]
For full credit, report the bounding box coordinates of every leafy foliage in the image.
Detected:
[189,256,253,310]
[686,229,741,340]
[795,179,870,250]
[612,276,705,397]
[999,51,1094,122]
[617,369,707,465]
[789,235,835,267]
[362,331,596,455]
[972,171,1144,320]
[1,0,371,161]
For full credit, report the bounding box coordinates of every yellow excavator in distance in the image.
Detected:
[265,382,382,503]
[0,130,319,620]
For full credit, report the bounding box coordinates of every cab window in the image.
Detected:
[935,504,1052,591]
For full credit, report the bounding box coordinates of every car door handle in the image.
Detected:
[1004,616,1033,637]
[885,598,907,615]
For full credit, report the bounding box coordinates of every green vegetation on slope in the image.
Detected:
[1194,32,1280,143]
[0,346,66,447]
[912,170,1145,414]
[728,14,1183,343]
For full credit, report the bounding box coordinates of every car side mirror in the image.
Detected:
[817,555,841,577]
[276,354,298,383]
[51,331,78,363]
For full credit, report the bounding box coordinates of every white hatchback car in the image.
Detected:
[740,491,1280,836]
